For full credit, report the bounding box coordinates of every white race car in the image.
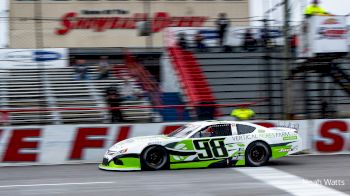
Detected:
[99,120,302,171]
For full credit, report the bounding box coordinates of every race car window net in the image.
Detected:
[192,124,232,138]
[236,124,256,135]
[168,125,200,138]
[212,124,232,137]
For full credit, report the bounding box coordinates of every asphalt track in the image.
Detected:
[0,155,349,196]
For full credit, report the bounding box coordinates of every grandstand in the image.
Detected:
[1,47,349,125]
[0,62,154,125]
[166,46,350,120]
[195,50,283,119]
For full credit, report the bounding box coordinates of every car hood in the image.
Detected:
[109,135,172,151]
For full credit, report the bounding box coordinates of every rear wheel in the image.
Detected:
[141,146,168,170]
[245,141,270,167]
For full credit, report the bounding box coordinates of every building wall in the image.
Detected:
[9,0,249,48]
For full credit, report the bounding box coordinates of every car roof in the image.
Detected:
[188,120,258,127]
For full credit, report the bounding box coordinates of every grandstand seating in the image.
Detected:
[0,61,154,125]
[328,63,350,96]
[192,51,282,119]
[193,49,350,119]
[292,60,350,118]
[168,47,215,105]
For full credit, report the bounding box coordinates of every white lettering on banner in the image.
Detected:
[0,48,68,69]
[0,119,349,166]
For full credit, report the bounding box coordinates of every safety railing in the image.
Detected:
[123,49,162,106]
[0,100,264,126]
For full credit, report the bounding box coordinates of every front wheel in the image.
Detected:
[141,146,168,170]
[245,141,270,167]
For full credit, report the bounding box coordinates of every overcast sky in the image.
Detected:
[1,0,350,48]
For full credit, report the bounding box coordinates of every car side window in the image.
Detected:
[212,124,232,136]
[192,124,232,138]
[236,124,256,135]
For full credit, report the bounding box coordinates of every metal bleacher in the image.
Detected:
[0,62,154,125]
[194,48,350,119]
[194,50,284,120]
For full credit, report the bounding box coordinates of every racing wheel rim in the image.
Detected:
[249,146,266,163]
[143,146,168,170]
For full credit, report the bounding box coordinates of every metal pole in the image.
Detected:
[34,0,45,124]
[318,72,325,118]
[283,0,292,119]
[262,18,273,119]
[144,0,152,48]
[302,70,310,119]
[34,0,43,49]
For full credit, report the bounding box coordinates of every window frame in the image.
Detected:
[236,124,256,135]
[191,124,232,138]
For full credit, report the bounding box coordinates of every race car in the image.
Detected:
[99,120,302,171]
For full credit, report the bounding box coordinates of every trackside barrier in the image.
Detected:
[0,103,262,113]
[0,119,349,166]
[0,101,263,125]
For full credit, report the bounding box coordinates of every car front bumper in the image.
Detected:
[98,154,141,171]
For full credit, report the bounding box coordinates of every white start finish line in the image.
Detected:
[234,167,348,196]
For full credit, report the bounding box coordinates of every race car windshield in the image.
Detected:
[167,125,200,138]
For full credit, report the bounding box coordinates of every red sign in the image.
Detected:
[318,27,347,39]
[322,18,339,25]
[0,124,182,162]
[56,12,208,35]
[2,129,41,162]
[315,120,349,153]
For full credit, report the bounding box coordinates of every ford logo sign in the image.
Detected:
[34,51,61,62]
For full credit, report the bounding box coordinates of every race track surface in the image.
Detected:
[0,155,349,196]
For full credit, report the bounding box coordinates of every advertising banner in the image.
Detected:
[311,16,348,54]
[0,48,68,69]
[9,1,250,48]
[164,26,284,47]
[312,119,350,154]
[225,26,284,47]
[299,16,348,58]
[0,119,349,166]
[0,122,185,165]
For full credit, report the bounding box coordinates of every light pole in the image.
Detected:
[34,0,45,124]
[283,0,292,119]
[143,0,153,48]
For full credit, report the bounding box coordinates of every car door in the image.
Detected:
[191,124,232,160]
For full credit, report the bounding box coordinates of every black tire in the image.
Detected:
[141,146,168,170]
[245,141,270,167]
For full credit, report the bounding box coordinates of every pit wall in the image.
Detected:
[0,119,349,166]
